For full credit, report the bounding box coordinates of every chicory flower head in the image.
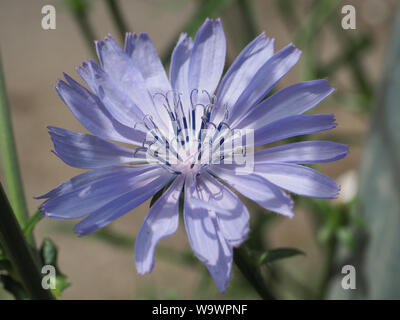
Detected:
[37,18,348,292]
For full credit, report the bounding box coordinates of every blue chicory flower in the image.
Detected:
[37,18,348,292]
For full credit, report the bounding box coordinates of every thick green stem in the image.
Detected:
[0,54,35,245]
[234,245,275,300]
[0,184,54,300]
[105,0,129,41]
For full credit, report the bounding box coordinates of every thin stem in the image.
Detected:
[73,11,97,57]
[237,0,259,42]
[317,236,337,299]
[65,0,97,57]
[234,245,275,300]
[105,0,129,41]
[0,184,54,300]
[0,54,34,244]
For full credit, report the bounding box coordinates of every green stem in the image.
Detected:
[0,184,54,300]
[65,0,97,56]
[74,12,97,57]
[234,245,275,300]
[317,236,337,299]
[0,54,35,245]
[105,0,130,41]
[237,0,259,42]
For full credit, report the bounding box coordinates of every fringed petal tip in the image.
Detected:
[283,195,295,219]
[34,194,46,200]
[34,192,52,201]
[73,225,91,237]
[55,79,64,89]
[344,144,350,155]
[333,183,342,199]
[284,42,302,55]
[333,116,338,128]
[135,261,155,276]
[74,61,89,74]
[215,279,229,293]
[322,78,336,93]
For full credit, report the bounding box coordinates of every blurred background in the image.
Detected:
[0,0,399,299]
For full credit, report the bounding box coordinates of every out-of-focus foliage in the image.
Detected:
[328,3,400,299]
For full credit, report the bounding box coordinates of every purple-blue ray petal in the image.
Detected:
[86,60,146,128]
[135,175,184,274]
[184,175,220,266]
[95,35,169,129]
[48,126,143,169]
[170,33,193,111]
[95,35,153,106]
[208,165,294,217]
[200,172,249,247]
[40,166,168,220]
[188,18,226,97]
[253,162,339,199]
[36,165,154,200]
[255,140,349,164]
[56,74,144,145]
[186,193,233,292]
[74,171,174,236]
[234,79,335,129]
[228,44,301,125]
[205,219,233,293]
[183,175,233,292]
[125,32,171,95]
[253,114,337,147]
[216,33,274,115]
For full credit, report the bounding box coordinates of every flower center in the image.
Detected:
[134,89,244,175]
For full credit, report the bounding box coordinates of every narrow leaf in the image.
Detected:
[258,248,305,265]
[23,210,43,239]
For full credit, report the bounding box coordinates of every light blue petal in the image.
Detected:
[254,162,339,199]
[208,165,294,217]
[40,166,167,220]
[216,33,274,113]
[229,44,301,124]
[184,175,220,265]
[200,172,249,247]
[255,141,349,164]
[73,172,174,235]
[36,165,153,200]
[183,175,233,292]
[48,126,143,169]
[254,114,337,146]
[96,35,153,107]
[87,60,145,127]
[235,79,334,129]
[188,18,226,97]
[135,176,184,274]
[56,74,144,145]
[170,33,193,111]
[125,32,171,95]
[95,35,169,129]
[205,221,233,293]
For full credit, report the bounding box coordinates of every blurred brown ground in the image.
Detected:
[0,0,396,299]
